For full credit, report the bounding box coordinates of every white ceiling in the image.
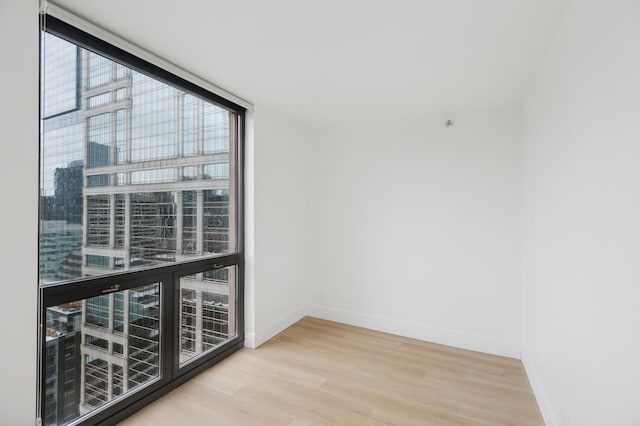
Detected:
[54,0,568,127]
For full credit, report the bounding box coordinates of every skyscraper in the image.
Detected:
[44,303,82,426]
[41,32,236,424]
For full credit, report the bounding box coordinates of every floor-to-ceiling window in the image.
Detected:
[39,15,244,426]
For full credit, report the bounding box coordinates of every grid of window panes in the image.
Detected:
[40,33,236,284]
[45,283,161,421]
[85,295,109,328]
[42,33,79,118]
[203,190,230,253]
[86,195,110,247]
[179,266,236,365]
[44,303,82,425]
[182,191,198,254]
[40,28,239,426]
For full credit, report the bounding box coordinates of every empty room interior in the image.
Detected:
[1,0,639,425]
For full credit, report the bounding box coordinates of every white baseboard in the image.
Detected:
[245,303,310,349]
[244,331,256,349]
[308,305,520,359]
[521,345,556,426]
[245,306,554,424]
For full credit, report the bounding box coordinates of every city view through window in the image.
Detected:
[40,30,240,425]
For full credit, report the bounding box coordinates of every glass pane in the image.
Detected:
[39,31,238,286]
[178,266,236,366]
[43,282,161,425]
[203,102,229,153]
[88,93,110,109]
[88,51,111,88]
[87,113,111,168]
[42,35,79,117]
[115,109,125,164]
[202,163,229,180]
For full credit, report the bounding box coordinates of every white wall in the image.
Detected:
[0,3,319,423]
[11,1,640,424]
[0,0,525,422]
[308,108,522,358]
[246,105,315,347]
[0,0,39,424]
[522,1,640,425]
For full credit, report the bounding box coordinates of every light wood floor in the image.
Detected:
[120,317,543,425]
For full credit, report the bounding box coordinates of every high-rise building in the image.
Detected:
[41,32,236,423]
[39,220,83,284]
[44,303,82,426]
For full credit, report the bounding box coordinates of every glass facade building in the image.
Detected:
[40,30,240,425]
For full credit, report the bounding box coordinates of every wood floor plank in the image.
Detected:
[120,317,543,425]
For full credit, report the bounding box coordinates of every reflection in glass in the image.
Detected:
[40,23,241,426]
[42,34,79,117]
[179,266,236,365]
[43,283,160,425]
[39,32,237,286]
[87,51,110,88]
[203,163,229,180]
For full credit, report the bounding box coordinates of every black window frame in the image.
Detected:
[38,14,245,426]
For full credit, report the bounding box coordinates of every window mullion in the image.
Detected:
[39,14,244,425]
